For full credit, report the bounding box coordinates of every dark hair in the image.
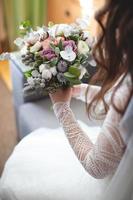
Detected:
[86,0,133,118]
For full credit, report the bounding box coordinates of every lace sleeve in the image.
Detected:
[53,76,131,179]
[73,83,101,102]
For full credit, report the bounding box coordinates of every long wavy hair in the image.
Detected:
[86,0,133,118]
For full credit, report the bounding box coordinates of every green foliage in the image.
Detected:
[64,72,77,78]
[54,47,60,55]
[68,65,81,77]
[68,34,80,42]
[50,58,58,67]
[19,20,32,36]
[78,54,88,64]
[64,69,81,86]
[24,70,32,78]
[58,39,63,50]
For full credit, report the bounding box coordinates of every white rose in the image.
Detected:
[25,31,40,44]
[30,41,42,53]
[31,70,40,78]
[36,27,48,40]
[50,66,57,76]
[48,24,73,38]
[42,69,52,80]
[78,40,90,55]
[39,64,48,73]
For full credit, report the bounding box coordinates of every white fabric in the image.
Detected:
[0,75,132,200]
[0,123,103,200]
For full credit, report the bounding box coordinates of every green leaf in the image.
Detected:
[69,79,81,85]
[65,76,81,86]
[54,47,60,55]
[19,20,32,36]
[58,39,63,50]
[50,58,58,67]
[24,70,32,78]
[64,72,77,78]
[50,43,56,51]
[68,34,80,41]
[68,65,81,77]
[78,54,88,64]
[20,20,31,28]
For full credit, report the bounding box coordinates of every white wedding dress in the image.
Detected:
[0,75,132,200]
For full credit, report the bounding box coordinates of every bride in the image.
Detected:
[49,0,132,197]
[0,0,133,199]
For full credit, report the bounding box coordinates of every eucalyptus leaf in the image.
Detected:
[64,72,77,79]
[65,76,81,85]
[68,66,81,77]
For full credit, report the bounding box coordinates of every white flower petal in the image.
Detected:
[14,38,24,47]
[27,77,35,86]
[20,46,28,55]
[60,46,76,62]
[42,69,52,80]
[79,65,87,79]
[50,66,57,76]
[30,41,42,53]
[31,70,40,77]
[78,40,90,55]
[89,59,97,67]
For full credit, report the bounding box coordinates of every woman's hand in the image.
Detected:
[49,83,88,104]
[72,84,88,98]
[49,87,72,104]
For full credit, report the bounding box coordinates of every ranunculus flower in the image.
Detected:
[42,69,52,80]
[42,49,57,60]
[60,46,76,62]
[30,41,42,53]
[63,40,77,52]
[77,40,90,55]
[39,64,48,73]
[41,38,51,50]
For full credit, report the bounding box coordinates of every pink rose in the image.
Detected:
[41,38,51,50]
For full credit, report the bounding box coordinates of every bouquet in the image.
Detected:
[0,19,96,93]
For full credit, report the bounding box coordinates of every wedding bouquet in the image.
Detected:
[0,19,96,93]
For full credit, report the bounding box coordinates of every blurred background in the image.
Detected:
[0,0,104,175]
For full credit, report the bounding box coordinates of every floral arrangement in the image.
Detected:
[0,19,96,93]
